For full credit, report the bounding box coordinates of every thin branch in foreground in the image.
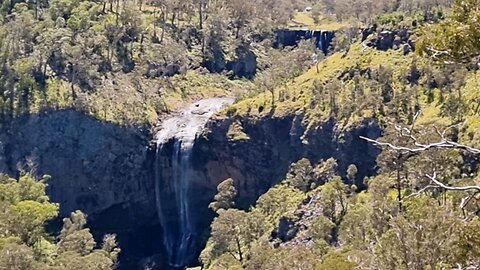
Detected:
[360,135,480,155]
[426,47,450,58]
[426,172,480,192]
[401,172,480,215]
[360,120,480,155]
[425,172,480,215]
[360,113,480,155]
[361,118,480,199]
[403,184,437,200]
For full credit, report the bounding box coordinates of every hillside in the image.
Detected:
[1,0,480,270]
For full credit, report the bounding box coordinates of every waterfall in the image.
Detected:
[274,29,334,55]
[155,98,234,268]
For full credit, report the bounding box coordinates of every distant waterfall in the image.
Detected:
[155,98,234,268]
[275,29,335,55]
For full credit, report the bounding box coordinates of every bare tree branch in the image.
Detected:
[460,193,478,209]
[401,172,480,213]
[359,135,480,154]
[403,184,437,200]
[425,47,456,65]
[426,172,480,192]
[360,122,480,155]
[426,47,450,58]
[361,113,480,203]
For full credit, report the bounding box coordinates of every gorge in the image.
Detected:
[0,104,382,269]
[152,105,382,268]
[0,0,478,269]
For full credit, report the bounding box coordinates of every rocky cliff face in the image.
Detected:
[193,115,381,207]
[275,29,335,54]
[0,110,154,218]
[0,109,160,269]
[361,25,414,53]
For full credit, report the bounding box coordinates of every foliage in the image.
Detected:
[316,251,356,270]
[254,184,305,229]
[201,208,263,266]
[374,196,478,269]
[285,158,314,192]
[418,0,480,63]
[0,0,295,126]
[0,174,119,270]
[202,131,480,270]
[245,246,321,270]
[209,178,237,212]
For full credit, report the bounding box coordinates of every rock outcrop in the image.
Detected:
[203,45,258,79]
[361,25,414,53]
[271,192,327,248]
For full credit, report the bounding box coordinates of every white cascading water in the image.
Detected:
[155,98,234,267]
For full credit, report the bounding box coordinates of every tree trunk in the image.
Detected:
[160,12,166,43]
[235,234,243,263]
[70,76,76,101]
[35,0,38,19]
[152,6,158,41]
[42,56,48,79]
[115,0,120,26]
[235,26,240,39]
[171,12,176,28]
[457,87,464,121]
[396,157,403,211]
[69,64,77,101]
[198,0,203,29]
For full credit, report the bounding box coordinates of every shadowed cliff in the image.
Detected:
[0,109,160,269]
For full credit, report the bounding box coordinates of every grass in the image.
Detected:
[288,11,353,31]
[229,44,415,118]
[227,43,480,147]
[29,70,249,126]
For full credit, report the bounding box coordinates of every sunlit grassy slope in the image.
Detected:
[225,43,480,145]
[288,11,353,31]
[228,44,415,117]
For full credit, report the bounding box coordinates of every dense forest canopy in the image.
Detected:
[0,174,119,269]
[0,0,480,269]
